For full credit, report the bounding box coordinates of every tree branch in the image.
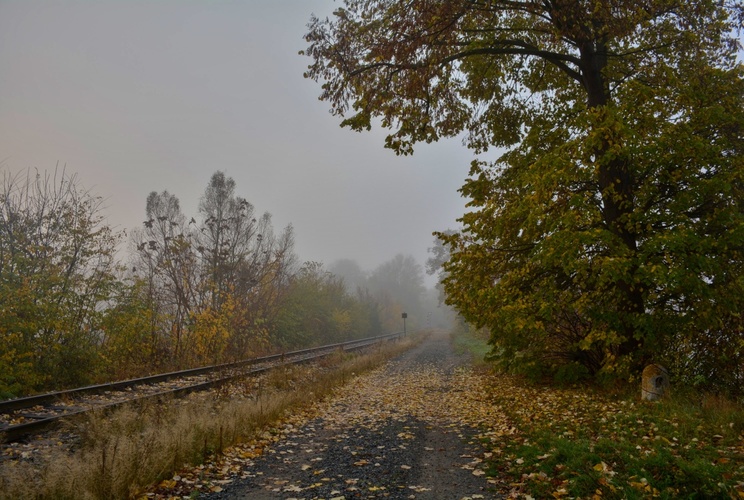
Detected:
[439,45,583,83]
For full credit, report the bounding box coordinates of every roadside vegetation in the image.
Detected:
[0,335,420,499]
[450,318,490,367]
[485,374,744,499]
[451,326,744,498]
[0,167,446,399]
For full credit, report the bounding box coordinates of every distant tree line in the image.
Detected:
[0,168,437,398]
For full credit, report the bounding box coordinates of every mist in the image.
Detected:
[0,0,472,282]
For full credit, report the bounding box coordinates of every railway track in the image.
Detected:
[0,332,402,443]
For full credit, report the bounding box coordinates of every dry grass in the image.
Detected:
[0,336,419,499]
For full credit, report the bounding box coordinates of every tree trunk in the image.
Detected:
[581,39,646,363]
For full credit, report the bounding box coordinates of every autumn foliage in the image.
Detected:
[0,169,428,397]
[303,0,744,394]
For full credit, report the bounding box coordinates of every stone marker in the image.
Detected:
[641,364,669,401]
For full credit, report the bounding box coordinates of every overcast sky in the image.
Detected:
[0,0,474,280]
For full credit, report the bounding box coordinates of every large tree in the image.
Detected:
[197,171,259,308]
[329,258,369,295]
[196,172,298,358]
[304,1,744,385]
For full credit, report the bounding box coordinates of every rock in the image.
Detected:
[641,364,669,401]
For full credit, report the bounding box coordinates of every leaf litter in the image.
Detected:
[142,336,744,499]
[143,336,510,499]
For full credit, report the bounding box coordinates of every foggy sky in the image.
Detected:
[0,1,474,279]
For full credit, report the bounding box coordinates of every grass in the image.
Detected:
[451,324,491,366]
[0,335,421,499]
[481,374,744,499]
[446,323,744,497]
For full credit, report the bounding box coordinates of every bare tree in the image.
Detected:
[131,190,197,362]
[130,172,300,363]
[197,172,259,309]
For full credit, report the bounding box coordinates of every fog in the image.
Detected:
[0,1,473,283]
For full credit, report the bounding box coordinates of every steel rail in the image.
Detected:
[0,332,401,414]
[0,332,402,443]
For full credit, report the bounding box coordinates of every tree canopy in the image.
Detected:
[304,0,744,390]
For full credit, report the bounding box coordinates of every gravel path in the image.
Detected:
[203,331,504,499]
